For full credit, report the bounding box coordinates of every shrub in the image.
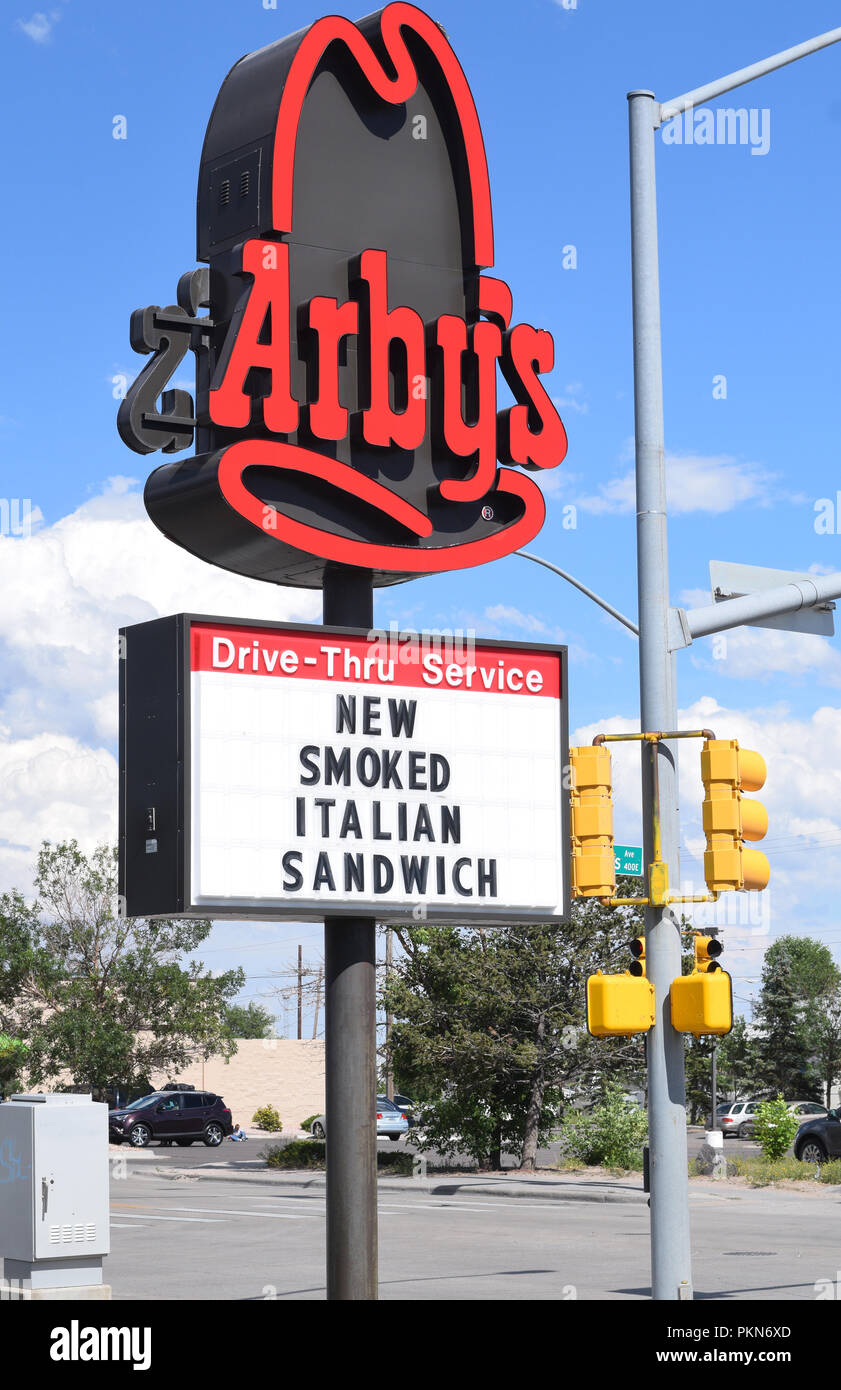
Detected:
[300,1115,320,1133]
[559,1085,648,1170]
[252,1104,283,1132]
[262,1141,414,1176]
[753,1095,799,1160]
[264,1140,324,1169]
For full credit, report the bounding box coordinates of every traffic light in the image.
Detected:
[586,939,655,1037]
[700,738,770,893]
[670,933,733,1037]
[629,937,645,975]
[570,744,615,898]
[693,935,723,973]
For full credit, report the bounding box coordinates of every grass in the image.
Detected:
[692,1153,841,1186]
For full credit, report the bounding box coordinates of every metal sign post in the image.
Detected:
[322,566,378,1301]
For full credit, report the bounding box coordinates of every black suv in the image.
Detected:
[109,1091,233,1148]
[794,1108,841,1164]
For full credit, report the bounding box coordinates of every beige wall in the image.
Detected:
[150,1039,325,1135]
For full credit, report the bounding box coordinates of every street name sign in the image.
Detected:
[614,844,643,877]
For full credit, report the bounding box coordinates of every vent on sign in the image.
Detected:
[219,179,231,207]
[239,170,250,199]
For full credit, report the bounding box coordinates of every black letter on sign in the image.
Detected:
[282,851,304,891]
[388,699,417,737]
[373,856,394,893]
[313,852,336,891]
[336,695,356,733]
[299,746,321,785]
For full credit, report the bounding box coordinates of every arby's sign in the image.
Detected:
[119,4,567,587]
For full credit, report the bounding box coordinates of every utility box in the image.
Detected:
[0,1093,110,1294]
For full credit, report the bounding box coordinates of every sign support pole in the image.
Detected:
[322,565,378,1301]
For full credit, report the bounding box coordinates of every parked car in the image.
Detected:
[392,1093,419,1126]
[109,1090,232,1148]
[787,1101,829,1121]
[719,1099,763,1138]
[794,1108,841,1164]
[310,1097,410,1143]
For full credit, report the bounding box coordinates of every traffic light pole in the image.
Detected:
[628,24,841,1301]
[628,87,692,1302]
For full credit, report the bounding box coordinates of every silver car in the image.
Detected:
[719,1099,762,1138]
[310,1097,409,1143]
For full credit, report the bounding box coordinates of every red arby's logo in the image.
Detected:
[120,4,568,588]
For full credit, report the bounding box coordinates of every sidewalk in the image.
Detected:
[120,1155,650,1202]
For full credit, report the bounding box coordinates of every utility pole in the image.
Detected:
[628,22,841,1301]
[297,944,303,1041]
[628,87,691,1301]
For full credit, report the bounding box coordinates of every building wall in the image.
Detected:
[150,1039,325,1134]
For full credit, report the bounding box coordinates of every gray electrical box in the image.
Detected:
[0,1093,109,1292]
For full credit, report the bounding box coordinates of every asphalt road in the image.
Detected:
[94,1167,837,1300]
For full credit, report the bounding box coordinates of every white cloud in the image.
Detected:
[679,590,841,687]
[484,604,549,635]
[0,477,320,894]
[575,453,776,516]
[0,477,319,744]
[553,384,589,416]
[16,9,59,42]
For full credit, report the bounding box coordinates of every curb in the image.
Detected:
[125,1164,648,1203]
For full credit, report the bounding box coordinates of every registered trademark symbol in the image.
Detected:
[481,505,494,520]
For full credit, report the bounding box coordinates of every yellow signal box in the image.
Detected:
[570,744,615,898]
[587,970,655,1037]
[700,739,770,893]
[670,934,733,1037]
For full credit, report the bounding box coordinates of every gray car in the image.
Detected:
[719,1099,762,1138]
[310,1097,409,1143]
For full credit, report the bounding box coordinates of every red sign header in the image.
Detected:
[190,623,561,698]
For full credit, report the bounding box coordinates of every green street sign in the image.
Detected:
[615,844,643,877]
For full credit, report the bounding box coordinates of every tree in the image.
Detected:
[0,1034,28,1099]
[1,841,244,1097]
[382,880,649,1171]
[812,989,841,1108]
[717,1015,761,1101]
[223,1002,275,1039]
[752,936,841,1100]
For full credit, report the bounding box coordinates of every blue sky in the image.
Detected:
[2,0,841,1028]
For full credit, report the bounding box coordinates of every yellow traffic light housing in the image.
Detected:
[693,935,723,973]
[629,938,646,975]
[670,932,733,1036]
[670,970,732,1037]
[570,744,615,898]
[587,970,655,1037]
[587,938,654,1037]
[701,738,770,893]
